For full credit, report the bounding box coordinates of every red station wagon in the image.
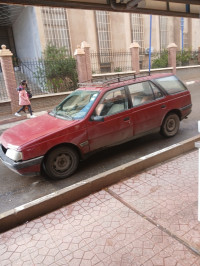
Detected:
[0,73,192,180]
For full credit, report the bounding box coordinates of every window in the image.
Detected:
[131,14,144,52]
[159,16,168,51]
[155,76,187,94]
[128,81,154,106]
[95,87,128,116]
[95,11,112,71]
[41,7,71,55]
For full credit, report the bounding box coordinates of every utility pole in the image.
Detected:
[149,15,152,74]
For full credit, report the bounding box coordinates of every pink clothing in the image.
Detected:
[19,89,30,106]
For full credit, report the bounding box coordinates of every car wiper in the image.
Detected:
[49,110,56,117]
[64,114,73,120]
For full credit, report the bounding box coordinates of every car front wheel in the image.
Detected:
[160,113,180,137]
[43,146,79,180]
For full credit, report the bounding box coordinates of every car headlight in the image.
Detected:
[6,149,23,161]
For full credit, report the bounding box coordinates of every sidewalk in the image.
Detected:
[0,109,48,126]
[0,148,200,265]
[0,110,48,135]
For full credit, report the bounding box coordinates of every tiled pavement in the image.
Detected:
[0,150,200,265]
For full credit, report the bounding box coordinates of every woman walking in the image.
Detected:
[15,81,36,118]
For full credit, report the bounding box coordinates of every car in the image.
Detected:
[0,73,192,180]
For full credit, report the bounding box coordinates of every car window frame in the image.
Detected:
[153,75,188,95]
[149,81,165,100]
[126,80,156,108]
[93,86,129,117]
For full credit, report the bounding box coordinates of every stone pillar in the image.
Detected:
[198,46,200,64]
[167,43,177,75]
[81,41,92,82]
[0,45,18,113]
[74,45,88,83]
[130,42,140,74]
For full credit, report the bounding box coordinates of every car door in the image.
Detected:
[87,87,133,151]
[128,81,167,135]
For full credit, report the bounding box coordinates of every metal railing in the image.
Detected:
[0,64,9,102]
[90,51,132,74]
[13,57,77,96]
[0,50,199,102]
[176,50,200,66]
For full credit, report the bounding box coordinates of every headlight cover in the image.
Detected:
[6,149,23,161]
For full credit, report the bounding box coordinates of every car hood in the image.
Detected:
[1,113,78,150]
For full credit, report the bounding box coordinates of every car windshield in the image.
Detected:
[49,90,99,120]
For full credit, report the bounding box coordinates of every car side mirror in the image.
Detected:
[90,115,104,122]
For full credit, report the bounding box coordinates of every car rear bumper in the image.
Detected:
[180,103,192,119]
[0,144,43,176]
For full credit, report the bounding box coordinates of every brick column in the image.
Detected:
[0,45,18,112]
[198,46,200,64]
[167,43,177,75]
[130,42,140,74]
[74,45,88,83]
[81,41,92,82]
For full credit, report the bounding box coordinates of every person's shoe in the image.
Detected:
[30,115,36,118]
[15,112,21,117]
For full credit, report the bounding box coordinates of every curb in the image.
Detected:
[0,116,27,125]
[0,135,200,233]
[0,111,48,126]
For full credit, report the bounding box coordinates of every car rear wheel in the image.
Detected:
[160,113,180,137]
[43,146,79,180]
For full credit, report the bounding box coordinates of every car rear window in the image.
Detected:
[155,75,187,94]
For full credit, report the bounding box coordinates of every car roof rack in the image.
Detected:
[78,73,152,88]
[78,74,136,87]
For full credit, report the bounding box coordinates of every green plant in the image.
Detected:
[12,56,20,67]
[176,49,191,66]
[34,44,78,93]
[152,50,168,69]
[114,67,122,72]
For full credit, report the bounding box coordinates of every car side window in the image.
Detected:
[150,82,164,99]
[155,75,187,94]
[95,87,128,116]
[128,81,154,106]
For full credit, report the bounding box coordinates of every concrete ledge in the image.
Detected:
[0,135,200,233]
[0,116,26,125]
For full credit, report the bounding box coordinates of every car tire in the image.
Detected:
[160,113,180,137]
[43,146,79,180]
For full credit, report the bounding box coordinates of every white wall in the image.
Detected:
[12,6,42,59]
[192,19,200,50]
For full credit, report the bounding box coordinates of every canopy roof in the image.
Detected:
[1,0,200,18]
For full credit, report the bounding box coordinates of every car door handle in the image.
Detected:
[123,117,130,121]
[161,104,166,109]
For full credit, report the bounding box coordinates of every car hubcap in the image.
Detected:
[167,118,175,131]
[53,153,71,172]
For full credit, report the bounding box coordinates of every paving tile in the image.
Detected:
[182,222,200,249]
[61,244,101,266]
[108,182,132,195]
[95,245,142,266]
[143,240,200,266]
[0,150,200,265]
[0,228,31,265]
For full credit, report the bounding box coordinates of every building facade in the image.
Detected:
[0,5,200,61]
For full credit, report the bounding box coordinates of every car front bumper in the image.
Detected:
[0,144,44,176]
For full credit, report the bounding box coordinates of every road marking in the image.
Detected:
[140,143,181,160]
[186,81,195,85]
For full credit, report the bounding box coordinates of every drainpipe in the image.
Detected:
[110,0,142,10]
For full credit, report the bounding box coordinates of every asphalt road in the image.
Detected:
[0,80,199,213]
